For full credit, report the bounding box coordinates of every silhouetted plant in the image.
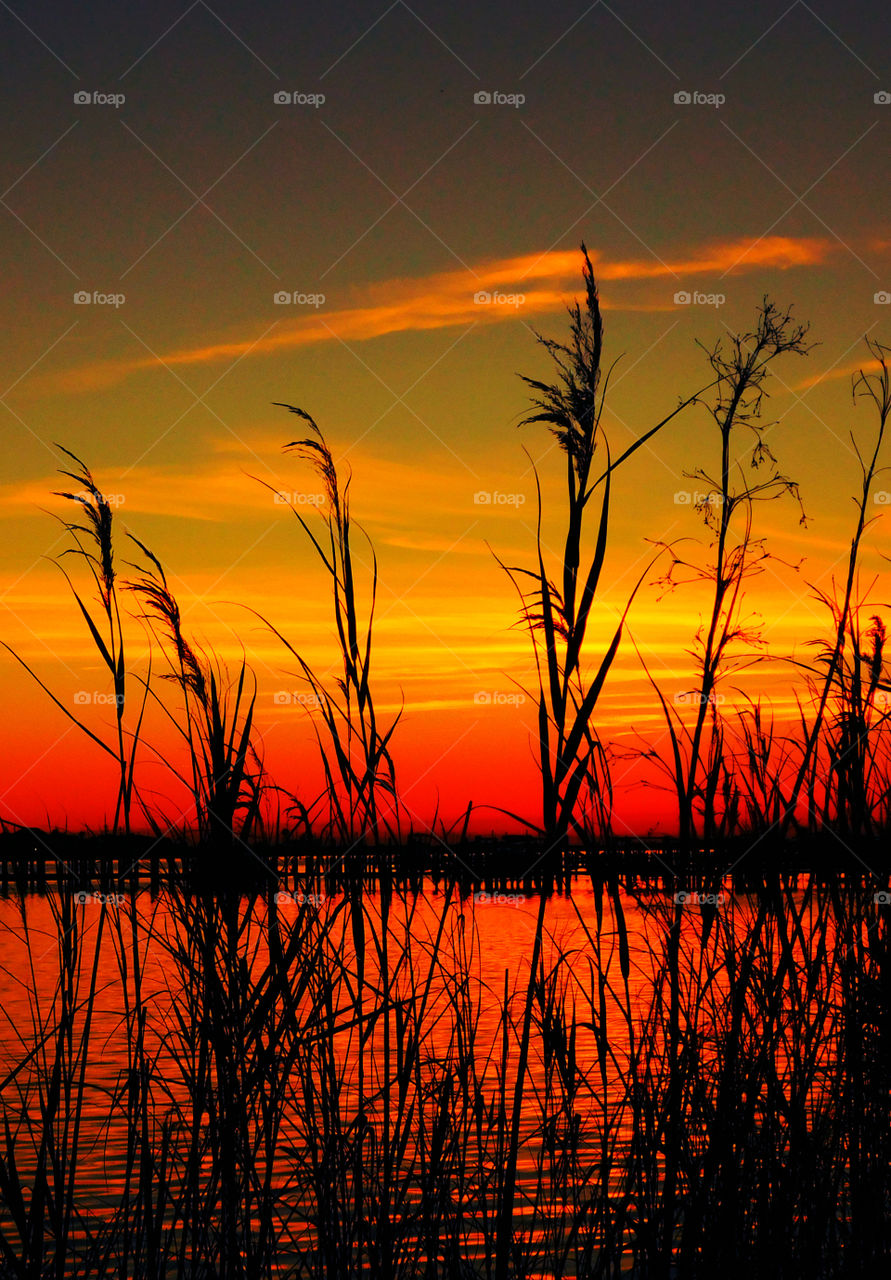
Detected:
[498,245,714,855]
[2,878,888,1276]
[253,410,402,850]
[127,538,265,850]
[780,341,891,841]
[645,300,811,847]
[491,247,715,1280]
[1,447,148,834]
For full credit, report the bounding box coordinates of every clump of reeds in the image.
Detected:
[254,409,402,852]
[643,301,811,850]
[2,447,147,834]
[126,538,265,853]
[778,341,891,843]
[3,876,888,1276]
[3,451,269,855]
[498,245,715,856]
[0,884,111,1269]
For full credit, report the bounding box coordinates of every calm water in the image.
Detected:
[0,879,856,1274]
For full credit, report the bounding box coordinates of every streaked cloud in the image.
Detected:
[796,346,889,389]
[38,236,834,394]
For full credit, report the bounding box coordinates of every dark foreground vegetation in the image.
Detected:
[0,876,889,1278]
[2,250,891,1275]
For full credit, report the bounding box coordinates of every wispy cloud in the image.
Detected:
[0,450,487,525]
[796,346,888,389]
[0,464,273,522]
[40,236,833,394]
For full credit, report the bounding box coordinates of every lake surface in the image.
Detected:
[0,877,879,1276]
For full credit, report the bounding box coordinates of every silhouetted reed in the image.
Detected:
[252,410,402,853]
[2,448,145,835]
[1,878,888,1276]
[779,341,891,843]
[126,539,265,851]
[499,245,715,856]
[645,301,811,850]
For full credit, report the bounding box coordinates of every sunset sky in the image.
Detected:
[1,0,889,836]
